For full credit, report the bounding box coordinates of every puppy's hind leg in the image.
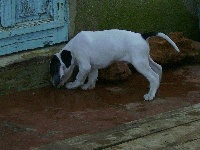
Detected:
[132,59,160,101]
[81,69,98,90]
[149,56,162,82]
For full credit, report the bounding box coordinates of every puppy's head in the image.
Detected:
[49,50,73,88]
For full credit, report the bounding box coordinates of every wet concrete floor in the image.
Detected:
[0,65,200,150]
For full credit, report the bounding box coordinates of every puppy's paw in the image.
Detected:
[144,94,154,101]
[81,84,89,90]
[66,82,79,89]
[81,83,95,90]
[65,82,74,89]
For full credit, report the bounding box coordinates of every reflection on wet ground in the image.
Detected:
[0,65,200,149]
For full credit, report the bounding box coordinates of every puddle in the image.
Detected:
[0,65,200,149]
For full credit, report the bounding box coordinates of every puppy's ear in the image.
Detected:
[61,50,72,68]
[50,55,61,76]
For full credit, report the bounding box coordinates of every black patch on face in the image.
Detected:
[52,74,61,87]
[61,50,72,68]
[141,32,157,40]
[50,55,61,87]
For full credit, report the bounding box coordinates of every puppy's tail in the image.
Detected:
[141,32,180,52]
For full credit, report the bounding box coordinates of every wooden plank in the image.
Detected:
[0,26,68,55]
[174,138,200,150]
[1,0,16,27]
[35,103,200,150]
[0,19,65,39]
[107,120,200,149]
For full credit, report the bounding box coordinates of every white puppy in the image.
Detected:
[50,29,179,100]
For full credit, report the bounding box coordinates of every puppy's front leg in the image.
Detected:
[81,69,98,90]
[66,63,91,89]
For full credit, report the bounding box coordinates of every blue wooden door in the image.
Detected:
[0,0,69,55]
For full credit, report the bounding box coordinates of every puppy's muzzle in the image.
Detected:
[51,75,66,88]
[51,75,61,88]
